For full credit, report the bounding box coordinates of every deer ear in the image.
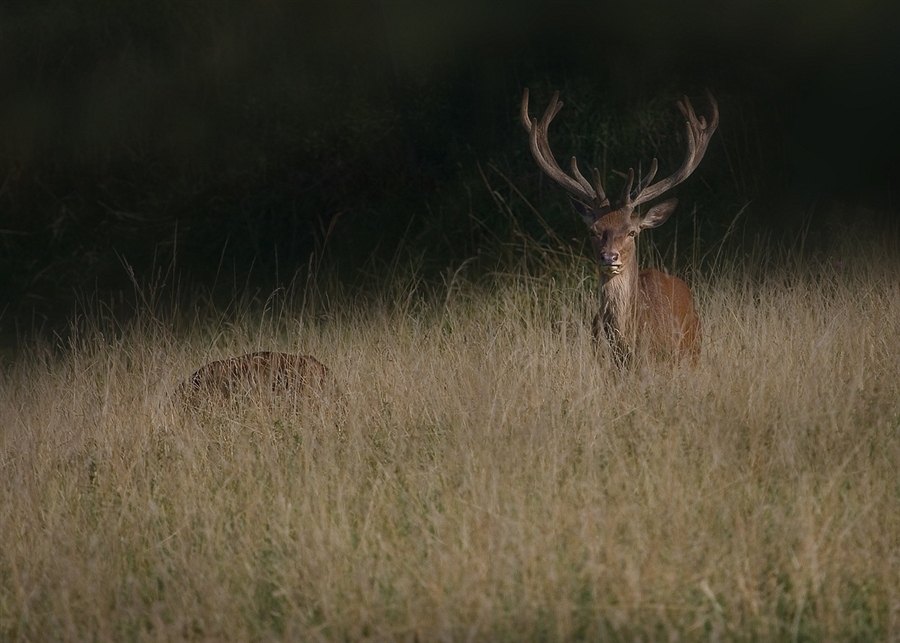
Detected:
[639,198,678,229]
[570,198,598,226]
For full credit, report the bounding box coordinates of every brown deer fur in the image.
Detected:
[181,352,338,408]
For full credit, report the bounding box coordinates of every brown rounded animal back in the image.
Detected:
[182,352,338,408]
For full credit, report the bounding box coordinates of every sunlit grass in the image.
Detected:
[2,227,898,640]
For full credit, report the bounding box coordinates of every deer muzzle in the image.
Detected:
[599,264,624,276]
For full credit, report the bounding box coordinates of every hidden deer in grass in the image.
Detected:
[181,351,339,410]
[521,89,718,364]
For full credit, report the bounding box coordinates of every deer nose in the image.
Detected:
[600,251,619,265]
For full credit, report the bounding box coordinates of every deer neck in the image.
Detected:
[597,260,639,353]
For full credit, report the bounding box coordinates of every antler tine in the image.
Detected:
[521,88,602,206]
[591,167,606,201]
[629,91,719,207]
[620,159,660,205]
[569,157,601,200]
[637,158,659,193]
[520,88,533,131]
[619,168,635,205]
[704,89,720,130]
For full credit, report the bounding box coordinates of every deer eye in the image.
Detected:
[628,230,637,238]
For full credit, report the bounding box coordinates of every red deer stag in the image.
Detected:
[181,352,338,410]
[521,89,718,364]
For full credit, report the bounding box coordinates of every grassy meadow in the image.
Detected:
[2,221,899,641]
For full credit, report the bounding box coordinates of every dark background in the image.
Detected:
[2,0,899,347]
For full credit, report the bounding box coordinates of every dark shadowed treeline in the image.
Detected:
[1,0,898,345]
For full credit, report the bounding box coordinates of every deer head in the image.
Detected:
[521,89,718,274]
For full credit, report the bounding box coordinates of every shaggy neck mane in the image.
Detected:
[598,260,639,353]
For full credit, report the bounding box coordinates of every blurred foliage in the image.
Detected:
[1,0,897,343]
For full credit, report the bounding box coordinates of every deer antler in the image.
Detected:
[521,89,609,208]
[624,91,719,207]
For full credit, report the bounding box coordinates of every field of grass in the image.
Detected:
[2,222,899,640]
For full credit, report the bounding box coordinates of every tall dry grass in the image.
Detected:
[2,220,899,641]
